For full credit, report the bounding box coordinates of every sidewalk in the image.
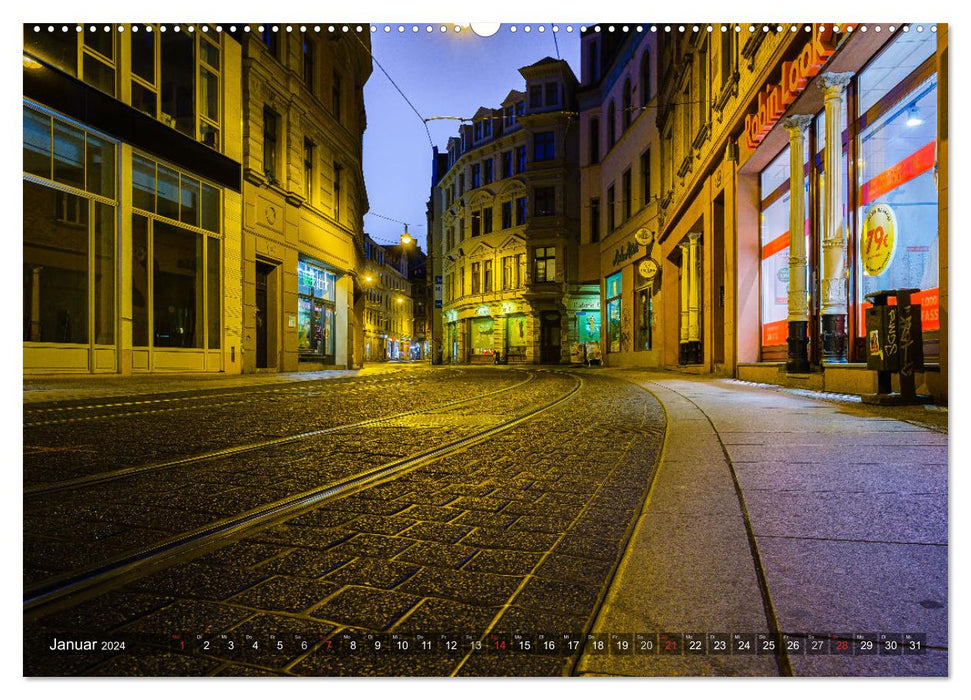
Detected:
[577,371,948,677]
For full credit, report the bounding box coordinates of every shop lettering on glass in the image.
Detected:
[744,27,837,150]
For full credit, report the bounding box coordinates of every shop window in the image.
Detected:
[469,317,495,356]
[856,67,939,333]
[153,220,204,348]
[506,315,527,356]
[297,260,337,359]
[132,214,150,346]
[606,272,622,353]
[636,287,653,350]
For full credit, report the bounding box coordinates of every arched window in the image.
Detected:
[607,101,616,147]
[622,78,632,130]
[640,50,651,107]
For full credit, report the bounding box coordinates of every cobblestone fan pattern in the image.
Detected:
[24,371,666,677]
[23,370,569,586]
[23,367,493,485]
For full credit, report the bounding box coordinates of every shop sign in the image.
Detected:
[612,240,640,267]
[638,259,659,281]
[476,304,491,317]
[435,275,442,309]
[743,27,837,150]
[445,309,458,323]
[634,228,655,247]
[861,203,898,276]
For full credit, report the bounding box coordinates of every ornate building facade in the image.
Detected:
[437,57,595,364]
[239,27,371,372]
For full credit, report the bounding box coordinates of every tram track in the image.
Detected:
[24,369,535,497]
[22,366,449,427]
[23,370,583,619]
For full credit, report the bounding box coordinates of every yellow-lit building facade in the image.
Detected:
[239,28,371,372]
[23,23,244,375]
[438,57,597,364]
[362,234,415,362]
[581,24,947,401]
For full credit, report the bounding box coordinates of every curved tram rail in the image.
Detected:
[24,371,583,619]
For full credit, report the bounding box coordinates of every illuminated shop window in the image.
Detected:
[605,272,622,353]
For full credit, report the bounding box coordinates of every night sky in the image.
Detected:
[362,25,581,249]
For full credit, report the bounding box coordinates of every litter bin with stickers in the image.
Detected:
[862,288,931,405]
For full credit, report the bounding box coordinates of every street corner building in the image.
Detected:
[433,57,599,365]
[22,23,372,375]
[572,23,947,400]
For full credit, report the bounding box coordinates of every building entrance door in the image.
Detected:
[540,311,561,364]
[255,262,272,368]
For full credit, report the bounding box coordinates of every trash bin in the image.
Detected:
[862,288,930,405]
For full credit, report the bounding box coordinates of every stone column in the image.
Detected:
[679,241,690,363]
[782,115,813,373]
[819,72,853,362]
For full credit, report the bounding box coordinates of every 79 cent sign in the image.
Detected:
[861,203,898,276]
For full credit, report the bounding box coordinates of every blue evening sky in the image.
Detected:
[362,26,581,249]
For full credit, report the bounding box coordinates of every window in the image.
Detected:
[515,101,525,119]
[641,50,651,107]
[534,131,555,161]
[198,33,221,149]
[474,122,483,141]
[263,107,279,180]
[303,35,315,91]
[534,187,556,217]
[484,119,492,138]
[622,169,632,221]
[590,198,601,243]
[471,262,481,293]
[504,105,515,126]
[303,139,315,203]
[459,173,465,195]
[641,149,651,206]
[160,31,194,138]
[607,184,616,232]
[333,162,343,222]
[502,255,514,289]
[483,206,493,234]
[502,201,512,229]
[719,34,732,88]
[516,146,527,173]
[262,25,280,59]
[623,78,632,130]
[484,159,493,185]
[606,272,622,353]
[484,260,494,292]
[471,210,481,237]
[297,260,337,359]
[545,82,559,106]
[533,246,556,283]
[502,151,513,178]
[515,197,527,226]
[471,164,481,188]
[459,266,465,297]
[529,84,543,108]
[590,118,600,164]
[636,287,653,350]
[517,253,526,287]
[23,112,120,347]
[332,72,342,123]
[607,102,616,147]
[460,218,465,240]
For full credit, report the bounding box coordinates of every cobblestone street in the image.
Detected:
[23,366,667,676]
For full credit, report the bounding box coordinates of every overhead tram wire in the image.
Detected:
[352,31,434,149]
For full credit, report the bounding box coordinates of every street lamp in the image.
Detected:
[400,224,414,247]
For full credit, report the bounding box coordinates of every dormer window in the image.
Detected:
[545,82,559,106]
[483,119,492,138]
[529,85,543,109]
[504,105,515,126]
[474,122,483,141]
[515,101,525,117]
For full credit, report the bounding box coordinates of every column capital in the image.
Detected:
[818,72,853,97]
[782,114,813,137]
[687,231,702,243]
